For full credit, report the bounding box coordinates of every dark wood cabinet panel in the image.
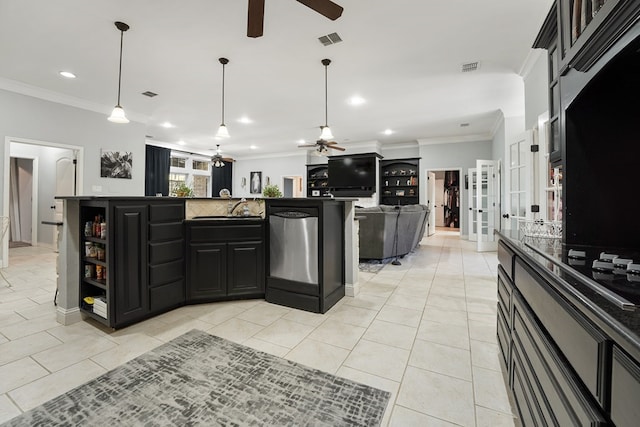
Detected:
[610,346,640,427]
[379,158,420,206]
[113,205,149,325]
[307,164,329,197]
[227,241,264,296]
[188,243,227,301]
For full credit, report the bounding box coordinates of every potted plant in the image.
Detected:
[172,182,194,198]
[262,184,283,198]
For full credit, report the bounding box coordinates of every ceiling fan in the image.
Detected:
[211,144,232,167]
[299,138,346,154]
[247,0,344,38]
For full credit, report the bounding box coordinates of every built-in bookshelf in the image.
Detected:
[379,158,420,205]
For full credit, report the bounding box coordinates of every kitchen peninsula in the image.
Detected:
[55,196,357,329]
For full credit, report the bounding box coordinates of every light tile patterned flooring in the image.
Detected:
[0,231,518,426]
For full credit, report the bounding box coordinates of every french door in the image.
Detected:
[475,160,500,252]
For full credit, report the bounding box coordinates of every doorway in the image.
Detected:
[282,176,303,198]
[8,157,38,248]
[2,136,83,268]
[426,169,460,234]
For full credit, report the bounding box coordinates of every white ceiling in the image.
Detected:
[0,0,553,158]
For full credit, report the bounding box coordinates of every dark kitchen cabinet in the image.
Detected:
[79,199,185,329]
[307,164,330,197]
[113,204,149,326]
[186,219,265,302]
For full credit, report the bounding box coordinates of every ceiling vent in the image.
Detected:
[319,32,342,46]
[460,123,470,127]
[461,62,479,72]
[142,91,158,97]
[145,135,154,138]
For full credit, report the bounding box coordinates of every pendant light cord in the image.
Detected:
[324,63,328,127]
[116,29,124,106]
[221,61,226,125]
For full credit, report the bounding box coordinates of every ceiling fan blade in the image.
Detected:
[328,145,345,151]
[298,144,319,148]
[247,0,265,38]
[296,0,343,20]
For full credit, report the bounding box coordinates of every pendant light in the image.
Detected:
[108,21,130,123]
[216,58,230,138]
[212,144,225,167]
[319,58,334,140]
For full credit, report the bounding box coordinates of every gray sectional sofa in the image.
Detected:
[356,204,429,260]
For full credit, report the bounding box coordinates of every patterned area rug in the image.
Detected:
[3,330,390,426]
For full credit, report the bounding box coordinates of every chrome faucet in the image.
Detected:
[228,198,247,216]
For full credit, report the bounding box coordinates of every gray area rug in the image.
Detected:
[358,258,392,274]
[3,329,390,426]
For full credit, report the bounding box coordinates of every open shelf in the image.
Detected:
[379,158,421,205]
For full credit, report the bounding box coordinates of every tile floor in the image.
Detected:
[0,230,518,426]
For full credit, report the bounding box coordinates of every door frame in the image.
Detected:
[424,167,463,236]
[2,136,84,267]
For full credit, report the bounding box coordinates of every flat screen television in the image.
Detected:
[328,156,376,189]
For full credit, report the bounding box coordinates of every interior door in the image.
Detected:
[427,172,435,236]
[54,157,76,251]
[505,131,533,231]
[476,160,500,252]
[468,168,477,241]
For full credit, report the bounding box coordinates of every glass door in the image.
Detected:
[476,160,500,252]
[468,168,477,242]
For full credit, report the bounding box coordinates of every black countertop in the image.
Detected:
[498,230,640,361]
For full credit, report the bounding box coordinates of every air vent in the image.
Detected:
[460,123,470,127]
[318,32,342,46]
[461,62,479,72]
[142,91,158,97]
[145,135,154,139]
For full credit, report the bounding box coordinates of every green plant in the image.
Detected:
[172,182,194,197]
[262,184,283,198]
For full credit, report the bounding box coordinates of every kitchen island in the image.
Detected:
[55,196,357,329]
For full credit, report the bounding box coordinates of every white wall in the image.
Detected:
[524,52,549,130]
[380,143,420,160]
[233,152,308,198]
[419,139,493,237]
[0,89,147,204]
[10,143,74,246]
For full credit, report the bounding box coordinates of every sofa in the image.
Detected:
[356,204,429,260]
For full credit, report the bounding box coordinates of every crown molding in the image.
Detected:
[518,48,544,79]
[0,77,149,123]
[417,133,492,146]
[490,112,506,138]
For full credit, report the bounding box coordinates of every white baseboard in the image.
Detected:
[56,306,82,325]
[345,282,360,297]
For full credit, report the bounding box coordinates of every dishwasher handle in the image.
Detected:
[270,210,316,219]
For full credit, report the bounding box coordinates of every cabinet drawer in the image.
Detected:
[610,346,640,427]
[498,240,516,280]
[149,280,184,313]
[149,240,184,265]
[149,203,184,222]
[149,221,183,242]
[149,259,183,287]
[497,302,511,376]
[189,223,263,242]
[514,258,609,405]
[512,293,606,426]
[497,265,513,323]
[511,343,546,427]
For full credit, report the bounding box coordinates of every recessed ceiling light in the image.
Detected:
[59,71,76,79]
[161,122,175,128]
[297,139,306,145]
[348,96,366,106]
[178,140,186,146]
[383,129,394,135]
[250,145,258,150]
[238,116,253,124]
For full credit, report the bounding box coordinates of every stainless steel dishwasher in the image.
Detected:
[269,210,318,285]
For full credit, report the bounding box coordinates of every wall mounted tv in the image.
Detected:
[328,154,378,190]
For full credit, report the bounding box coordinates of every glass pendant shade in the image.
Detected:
[216,124,230,138]
[213,159,225,167]
[108,105,129,123]
[319,125,333,140]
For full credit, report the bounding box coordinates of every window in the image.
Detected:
[169,151,212,197]
[170,157,186,168]
[169,173,187,195]
[192,160,209,171]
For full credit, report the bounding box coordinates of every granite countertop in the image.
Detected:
[498,230,640,360]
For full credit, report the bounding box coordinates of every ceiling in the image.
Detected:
[0,0,553,158]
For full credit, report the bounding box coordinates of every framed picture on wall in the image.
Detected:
[250,171,262,194]
[100,150,132,179]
